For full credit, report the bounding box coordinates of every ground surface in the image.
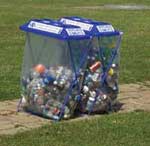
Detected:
[0,0,150,145]
[0,83,149,135]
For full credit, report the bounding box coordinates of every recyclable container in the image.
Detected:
[18,19,90,120]
[59,17,123,113]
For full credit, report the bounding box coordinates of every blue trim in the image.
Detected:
[59,40,91,119]
[78,42,90,70]
[59,79,77,119]
[101,34,122,84]
[59,41,79,119]
[61,16,109,25]
[59,16,122,37]
[88,34,122,114]
[93,31,120,37]
[20,19,90,40]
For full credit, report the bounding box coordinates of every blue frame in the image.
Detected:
[19,18,91,120]
[59,16,121,37]
[20,19,90,40]
[88,34,123,114]
[18,17,123,120]
[59,16,123,114]
[59,39,92,119]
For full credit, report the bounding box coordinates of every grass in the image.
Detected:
[0,111,150,146]
[0,0,150,101]
[0,0,150,146]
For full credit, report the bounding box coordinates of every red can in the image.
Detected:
[90,61,101,72]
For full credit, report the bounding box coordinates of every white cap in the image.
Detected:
[53,80,58,85]
[112,64,116,67]
[90,91,96,97]
[113,86,117,90]
[83,86,89,93]
[103,94,107,100]
[89,97,95,102]
[21,95,26,104]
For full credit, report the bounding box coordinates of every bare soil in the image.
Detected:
[74,5,150,10]
[0,83,150,135]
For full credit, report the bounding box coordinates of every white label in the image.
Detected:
[96,25,114,32]
[66,28,85,36]
[89,97,95,102]
[60,18,93,31]
[28,21,63,34]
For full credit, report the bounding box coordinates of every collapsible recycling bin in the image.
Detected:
[19,19,90,120]
[59,16,123,113]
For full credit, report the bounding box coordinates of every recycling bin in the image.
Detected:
[18,19,90,120]
[59,16,123,113]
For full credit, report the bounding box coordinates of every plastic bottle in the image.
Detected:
[86,97,95,111]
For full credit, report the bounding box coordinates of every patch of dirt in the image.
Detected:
[0,100,50,135]
[0,83,149,135]
[74,5,150,10]
[118,83,150,112]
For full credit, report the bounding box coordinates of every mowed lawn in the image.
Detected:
[0,0,150,146]
[0,112,150,146]
[0,0,150,101]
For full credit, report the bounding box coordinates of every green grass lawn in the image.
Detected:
[0,0,150,145]
[0,111,150,146]
[0,0,150,100]
[0,0,150,101]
